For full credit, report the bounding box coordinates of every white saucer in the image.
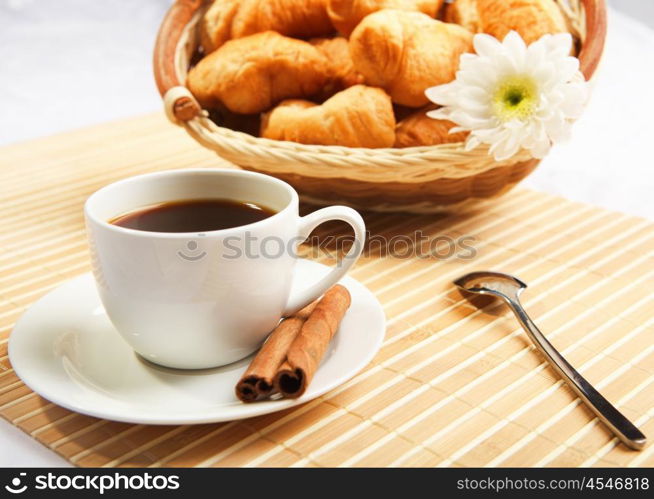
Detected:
[9,260,385,425]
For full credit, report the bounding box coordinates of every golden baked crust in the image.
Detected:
[200,0,334,53]
[187,32,330,114]
[310,37,365,96]
[476,0,567,43]
[350,10,473,108]
[394,105,468,147]
[443,0,480,33]
[327,0,444,36]
[260,85,396,148]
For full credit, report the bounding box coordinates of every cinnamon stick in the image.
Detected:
[274,285,351,398]
[235,301,317,402]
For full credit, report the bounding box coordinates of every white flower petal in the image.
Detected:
[541,33,573,60]
[526,40,547,64]
[450,111,492,129]
[532,62,555,90]
[473,33,503,58]
[503,31,527,68]
[489,139,513,161]
[425,83,457,105]
[458,98,491,115]
[426,109,450,121]
[542,112,571,142]
[473,128,502,141]
[460,86,488,101]
[558,83,588,118]
[465,136,481,151]
[557,56,581,82]
[528,136,552,158]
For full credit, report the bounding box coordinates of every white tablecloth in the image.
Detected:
[0,4,653,467]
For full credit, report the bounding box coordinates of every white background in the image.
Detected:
[0,0,653,467]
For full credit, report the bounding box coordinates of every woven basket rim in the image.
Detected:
[199,114,479,158]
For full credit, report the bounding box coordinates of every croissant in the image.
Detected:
[260,85,396,148]
[478,0,567,43]
[327,0,444,36]
[445,0,567,43]
[310,37,365,97]
[350,10,473,107]
[394,105,468,147]
[443,0,480,33]
[200,0,334,53]
[187,32,330,114]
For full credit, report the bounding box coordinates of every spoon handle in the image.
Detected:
[507,297,646,450]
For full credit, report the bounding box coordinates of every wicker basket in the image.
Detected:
[153,0,606,213]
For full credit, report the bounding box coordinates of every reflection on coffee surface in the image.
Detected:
[110,199,276,233]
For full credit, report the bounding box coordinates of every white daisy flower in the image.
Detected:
[425,31,589,161]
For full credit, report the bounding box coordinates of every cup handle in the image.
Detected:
[283,206,366,316]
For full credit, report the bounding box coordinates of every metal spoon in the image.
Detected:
[454,271,646,451]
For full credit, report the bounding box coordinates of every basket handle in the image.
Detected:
[579,0,607,80]
[153,0,205,121]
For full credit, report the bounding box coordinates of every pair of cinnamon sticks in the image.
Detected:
[236,285,351,402]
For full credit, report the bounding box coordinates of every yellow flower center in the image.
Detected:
[492,75,539,122]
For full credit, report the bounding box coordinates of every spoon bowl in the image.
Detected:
[454,271,527,301]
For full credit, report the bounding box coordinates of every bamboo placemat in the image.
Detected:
[1,113,653,468]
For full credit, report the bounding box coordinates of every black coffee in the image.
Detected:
[110,199,276,232]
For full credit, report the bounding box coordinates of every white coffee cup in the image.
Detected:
[84,169,365,369]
